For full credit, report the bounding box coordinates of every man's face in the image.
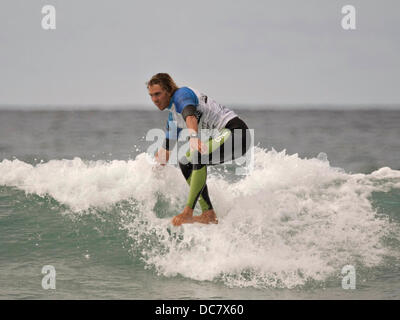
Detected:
[148,84,171,110]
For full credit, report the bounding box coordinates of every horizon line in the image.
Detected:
[0,103,400,111]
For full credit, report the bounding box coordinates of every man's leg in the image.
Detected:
[186,164,207,209]
[172,157,218,226]
[172,130,232,226]
[179,161,213,212]
[173,162,217,226]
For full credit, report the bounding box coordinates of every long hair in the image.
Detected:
[146,73,179,94]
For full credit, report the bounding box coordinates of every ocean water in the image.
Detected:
[0,109,400,300]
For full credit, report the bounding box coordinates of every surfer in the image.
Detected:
[147,73,250,226]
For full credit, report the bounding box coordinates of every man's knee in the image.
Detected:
[179,159,193,179]
[193,163,206,171]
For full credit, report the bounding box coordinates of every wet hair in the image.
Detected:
[146,73,179,94]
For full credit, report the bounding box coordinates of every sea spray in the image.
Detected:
[1,147,399,288]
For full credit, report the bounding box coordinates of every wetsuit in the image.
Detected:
[163,87,250,211]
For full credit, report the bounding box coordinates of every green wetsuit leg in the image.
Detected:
[186,165,207,209]
[184,129,232,210]
[179,161,213,211]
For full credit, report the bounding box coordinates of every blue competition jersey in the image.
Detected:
[165,87,198,140]
[164,86,237,141]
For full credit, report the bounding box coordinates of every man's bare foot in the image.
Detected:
[193,209,218,224]
[172,206,194,226]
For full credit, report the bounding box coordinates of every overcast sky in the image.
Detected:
[0,0,399,108]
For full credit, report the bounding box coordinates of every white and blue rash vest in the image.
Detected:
[164,87,237,147]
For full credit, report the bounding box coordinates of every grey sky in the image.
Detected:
[0,0,399,108]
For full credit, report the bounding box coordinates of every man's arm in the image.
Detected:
[155,115,206,165]
[185,115,207,154]
[155,113,177,165]
[185,115,199,135]
[155,147,170,165]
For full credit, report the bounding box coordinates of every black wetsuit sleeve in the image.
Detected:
[181,105,197,122]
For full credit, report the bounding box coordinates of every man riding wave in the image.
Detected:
[147,73,250,226]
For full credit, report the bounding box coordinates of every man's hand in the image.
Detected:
[185,115,208,154]
[155,147,170,165]
[189,137,208,154]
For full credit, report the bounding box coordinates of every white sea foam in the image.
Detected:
[0,154,185,212]
[1,148,399,288]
